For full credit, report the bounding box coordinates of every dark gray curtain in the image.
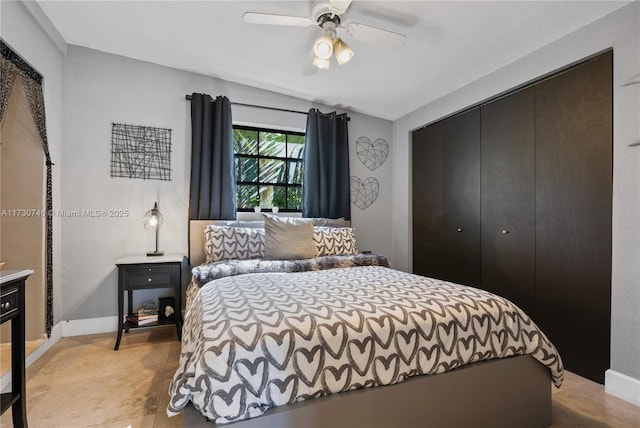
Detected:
[302,109,351,220]
[189,93,236,220]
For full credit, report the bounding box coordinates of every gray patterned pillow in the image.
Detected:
[313,226,358,256]
[263,214,316,260]
[204,225,265,263]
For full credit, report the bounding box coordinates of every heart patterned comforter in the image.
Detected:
[168,263,563,424]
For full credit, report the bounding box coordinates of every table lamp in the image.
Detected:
[143,202,164,256]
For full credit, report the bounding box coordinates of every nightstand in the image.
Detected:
[114,254,186,350]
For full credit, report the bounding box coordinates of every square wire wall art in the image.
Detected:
[111,123,172,181]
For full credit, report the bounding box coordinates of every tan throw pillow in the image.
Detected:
[263,214,316,260]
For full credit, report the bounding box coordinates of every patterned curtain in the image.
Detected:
[1,40,54,336]
[0,57,18,123]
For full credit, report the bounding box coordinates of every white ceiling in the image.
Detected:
[37,0,629,121]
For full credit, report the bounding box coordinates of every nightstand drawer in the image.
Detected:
[121,264,180,289]
[0,286,19,322]
[128,273,171,287]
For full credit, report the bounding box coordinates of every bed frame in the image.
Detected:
[184,220,553,428]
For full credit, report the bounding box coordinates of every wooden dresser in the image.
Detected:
[1,269,33,428]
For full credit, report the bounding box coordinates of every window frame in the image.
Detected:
[233,125,305,213]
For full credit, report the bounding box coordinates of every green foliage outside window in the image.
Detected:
[234,126,304,211]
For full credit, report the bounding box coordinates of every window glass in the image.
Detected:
[287,187,302,211]
[259,158,286,184]
[259,132,287,157]
[287,134,305,159]
[237,184,259,210]
[234,129,258,155]
[288,160,303,184]
[235,157,258,182]
[234,126,304,211]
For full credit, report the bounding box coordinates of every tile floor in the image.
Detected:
[1,327,182,428]
[0,339,42,375]
[1,326,639,427]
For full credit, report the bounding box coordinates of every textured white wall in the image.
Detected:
[347,115,394,260]
[392,2,640,381]
[60,45,393,320]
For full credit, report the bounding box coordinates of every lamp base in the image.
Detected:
[146,250,164,257]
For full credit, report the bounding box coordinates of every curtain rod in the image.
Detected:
[184,94,349,121]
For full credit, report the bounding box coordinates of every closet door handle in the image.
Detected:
[502,229,510,234]
[456,227,463,233]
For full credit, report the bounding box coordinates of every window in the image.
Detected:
[234,126,304,211]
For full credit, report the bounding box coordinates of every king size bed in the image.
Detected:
[168,217,563,427]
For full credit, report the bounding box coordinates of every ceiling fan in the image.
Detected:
[242,0,406,71]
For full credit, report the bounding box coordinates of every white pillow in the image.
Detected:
[313,226,358,256]
[263,214,316,260]
[204,225,265,263]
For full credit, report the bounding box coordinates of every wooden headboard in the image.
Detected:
[189,220,221,267]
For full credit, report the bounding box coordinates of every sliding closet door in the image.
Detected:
[412,123,447,279]
[412,108,481,286]
[535,52,612,383]
[481,88,535,315]
[442,108,481,286]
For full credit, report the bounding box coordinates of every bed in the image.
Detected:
[169,218,564,427]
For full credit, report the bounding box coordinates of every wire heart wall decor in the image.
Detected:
[350,176,379,210]
[356,137,388,171]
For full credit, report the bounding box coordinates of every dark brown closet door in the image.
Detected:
[441,108,481,286]
[535,52,612,383]
[481,88,535,315]
[412,108,481,286]
[412,123,446,278]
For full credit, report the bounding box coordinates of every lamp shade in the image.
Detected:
[143,202,164,256]
[333,38,354,65]
[312,55,331,70]
[313,34,334,59]
[143,202,163,230]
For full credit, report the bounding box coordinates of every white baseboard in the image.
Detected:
[25,322,63,367]
[605,369,640,407]
[60,316,118,337]
[1,316,118,392]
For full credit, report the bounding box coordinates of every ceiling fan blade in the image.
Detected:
[242,12,314,27]
[328,0,353,15]
[344,22,406,49]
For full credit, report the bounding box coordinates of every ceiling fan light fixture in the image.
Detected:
[312,55,331,70]
[242,1,408,73]
[333,38,354,65]
[313,33,334,59]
